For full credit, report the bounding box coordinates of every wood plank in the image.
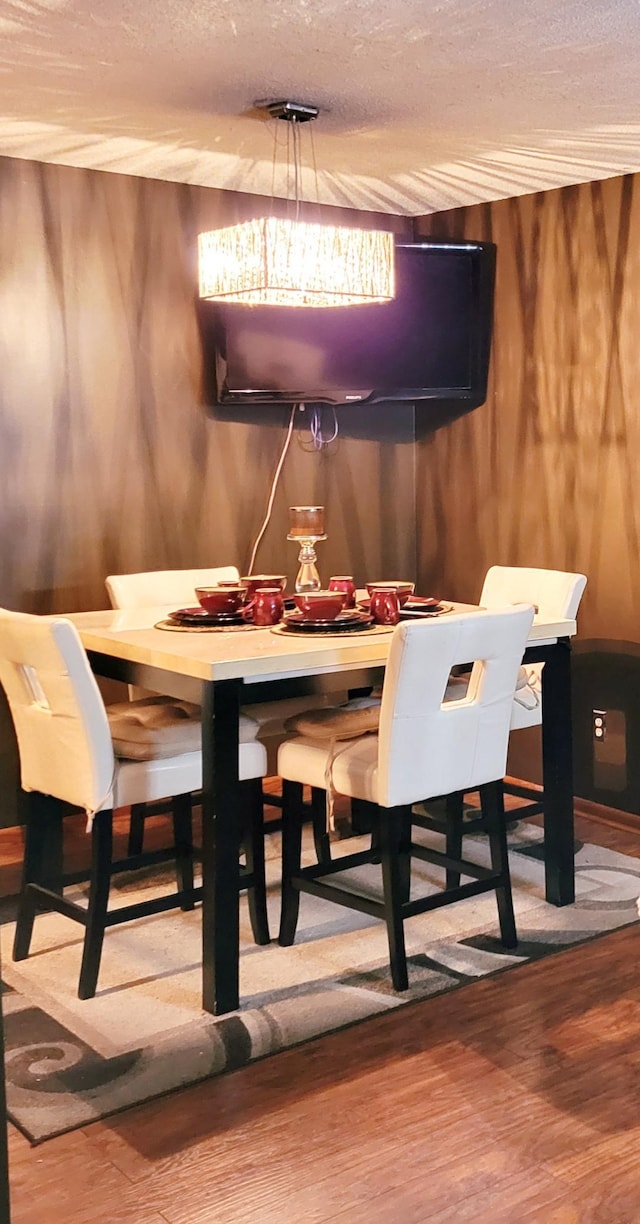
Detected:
[544,1129,640,1221]
[72,923,640,1223]
[7,1127,169,1224]
[4,808,640,1223]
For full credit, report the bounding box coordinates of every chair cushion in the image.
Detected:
[107,696,260,760]
[278,734,380,801]
[283,698,380,829]
[445,663,541,730]
[514,662,542,704]
[112,737,268,808]
[245,692,348,738]
[445,663,531,699]
[284,697,380,741]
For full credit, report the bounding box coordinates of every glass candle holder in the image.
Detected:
[288,506,326,538]
[287,506,327,592]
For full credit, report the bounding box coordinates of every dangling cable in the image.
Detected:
[310,404,339,450]
[270,115,279,204]
[309,120,320,219]
[293,117,301,222]
[247,403,297,574]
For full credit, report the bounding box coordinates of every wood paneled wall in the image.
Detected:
[0,155,413,824]
[9,156,637,802]
[414,174,640,646]
[0,156,414,617]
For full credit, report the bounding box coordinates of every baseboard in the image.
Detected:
[506,774,640,835]
[267,774,640,836]
[572,795,640,833]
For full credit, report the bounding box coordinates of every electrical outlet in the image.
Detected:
[592,708,627,792]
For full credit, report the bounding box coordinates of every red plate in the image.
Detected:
[283,609,374,631]
[357,595,442,611]
[170,605,213,617]
[169,606,245,625]
[405,596,442,610]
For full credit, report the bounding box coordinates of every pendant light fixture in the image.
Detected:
[198,101,395,308]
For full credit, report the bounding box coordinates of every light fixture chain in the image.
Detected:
[289,120,295,217]
[270,116,278,206]
[293,118,300,222]
[309,121,320,219]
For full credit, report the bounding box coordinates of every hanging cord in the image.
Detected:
[287,118,295,217]
[85,763,117,833]
[270,114,291,210]
[247,403,297,574]
[293,116,301,221]
[310,404,339,449]
[309,120,320,218]
[270,115,279,203]
[295,404,340,452]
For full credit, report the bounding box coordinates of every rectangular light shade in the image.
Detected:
[198,217,395,307]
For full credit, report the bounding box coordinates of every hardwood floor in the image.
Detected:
[4,801,640,1223]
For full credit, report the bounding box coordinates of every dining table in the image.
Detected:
[67,600,578,1016]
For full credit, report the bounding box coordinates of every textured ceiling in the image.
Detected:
[2,0,640,215]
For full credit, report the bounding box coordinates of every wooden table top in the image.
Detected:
[65,604,577,686]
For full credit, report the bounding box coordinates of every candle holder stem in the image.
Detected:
[295,538,321,592]
[287,509,327,593]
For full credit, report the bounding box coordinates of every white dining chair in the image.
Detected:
[277,604,535,991]
[416,565,587,885]
[105,565,242,611]
[479,565,587,730]
[106,565,247,855]
[106,567,345,864]
[0,608,269,999]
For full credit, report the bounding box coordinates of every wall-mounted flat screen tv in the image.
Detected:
[201,239,496,409]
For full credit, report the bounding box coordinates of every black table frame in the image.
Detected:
[84,633,575,1016]
[0,940,10,1224]
[525,636,575,908]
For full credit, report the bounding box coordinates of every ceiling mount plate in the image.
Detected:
[264,100,319,123]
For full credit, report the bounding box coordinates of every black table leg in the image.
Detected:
[201,678,242,1015]
[540,638,575,906]
[0,939,11,1223]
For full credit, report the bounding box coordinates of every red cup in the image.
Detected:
[250,587,284,626]
[329,575,356,608]
[369,587,400,625]
[366,580,415,606]
[293,591,347,621]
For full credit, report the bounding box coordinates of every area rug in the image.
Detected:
[2,818,640,1144]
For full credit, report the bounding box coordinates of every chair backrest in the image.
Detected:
[0,609,114,815]
[105,566,240,610]
[377,605,534,808]
[480,566,587,621]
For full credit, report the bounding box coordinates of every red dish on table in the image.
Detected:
[359,594,442,612]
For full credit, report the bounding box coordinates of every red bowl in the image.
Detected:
[366,580,415,606]
[293,590,347,621]
[195,584,248,614]
[241,575,287,596]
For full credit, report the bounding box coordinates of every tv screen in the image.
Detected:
[201,240,496,409]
